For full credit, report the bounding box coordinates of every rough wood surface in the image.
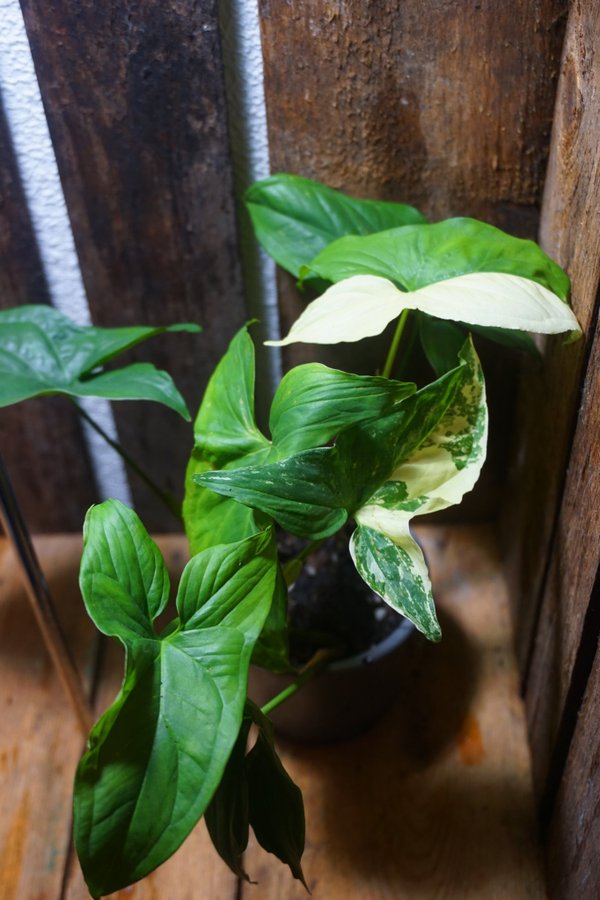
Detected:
[20,0,246,531]
[0,99,97,532]
[258,0,567,519]
[0,527,545,898]
[0,536,96,899]
[546,644,600,900]
[525,303,600,799]
[501,0,600,671]
[242,525,545,899]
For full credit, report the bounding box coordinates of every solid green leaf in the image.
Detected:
[269,362,416,457]
[204,718,252,882]
[246,173,426,278]
[351,338,488,640]
[74,501,277,898]
[301,216,570,299]
[417,315,466,377]
[0,305,200,418]
[245,705,308,889]
[266,273,581,348]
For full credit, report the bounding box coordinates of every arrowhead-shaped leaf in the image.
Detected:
[74,501,277,898]
[351,338,488,639]
[267,272,580,348]
[300,216,570,299]
[246,173,426,278]
[0,305,200,418]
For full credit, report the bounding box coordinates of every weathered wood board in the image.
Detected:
[20,0,247,531]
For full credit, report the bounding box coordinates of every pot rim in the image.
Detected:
[328,615,415,673]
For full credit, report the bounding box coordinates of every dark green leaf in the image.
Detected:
[251,566,291,673]
[245,705,308,889]
[0,305,200,418]
[74,501,277,898]
[204,717,253,881]
[468,323,542,357]
[418,314,466,376]
[302,217,570,299]
[246,173,426,278]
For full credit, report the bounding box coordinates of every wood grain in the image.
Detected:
[501,0,600,671]
[0,536,96,899]
[20,0,246,531]
[258,0,567,519]
[0,97,97,532]
[525,308,600,797]
[545,644,600,900]
[241,526,545,899]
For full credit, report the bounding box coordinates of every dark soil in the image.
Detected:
[279,528,403,667]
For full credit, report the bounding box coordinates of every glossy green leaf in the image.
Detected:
[0,305,200,418]
[301,217,570,299]
[267,273,581,348]
[418,315,466,377]
[246,173,426,278]
[245,705,307,889]
[269,362,416,457]
[74,501,277,898]
[351,339,487,640]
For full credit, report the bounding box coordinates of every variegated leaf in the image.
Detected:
[266,272,581,347]
[350,338,488,640]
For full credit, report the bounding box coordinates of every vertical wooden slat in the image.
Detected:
[501,2,600,673]
[525,311,600,797]
[257,0,567,519]
[20,0,246,531]
[0,98,97,532]
[546,644,600,900]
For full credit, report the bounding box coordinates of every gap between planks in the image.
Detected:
[0,526,545,899]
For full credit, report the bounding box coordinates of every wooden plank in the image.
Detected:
[0,535,96,899]
[0,96,97,532]
[501,1,600,670]
[242,525,545,899]
[258,0,567,519]
[63,536,238,899]
[525,307,600,797]
[20,0,246,532]
[546,643,600,900]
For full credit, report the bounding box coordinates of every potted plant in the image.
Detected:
[0,175,580,897]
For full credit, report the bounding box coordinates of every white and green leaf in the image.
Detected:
[267,272,581,348]
[351,339,488,640]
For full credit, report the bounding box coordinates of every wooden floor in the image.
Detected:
[0,525,546,899]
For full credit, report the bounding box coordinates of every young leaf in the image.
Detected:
[351,338,488,640]
[245,706,308,889]
[266,273,581,348]
[301,216,570,299]
[0,305,200,418]
[74,501,277,898]
[246,173,426,278]
[269,362,416,457]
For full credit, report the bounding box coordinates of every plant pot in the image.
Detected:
[248,618,416,743]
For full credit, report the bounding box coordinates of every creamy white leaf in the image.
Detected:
[265,272,581,346]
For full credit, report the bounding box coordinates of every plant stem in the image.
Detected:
[382,308,410,379]
[260,648,337,716]
[73,401,182,521]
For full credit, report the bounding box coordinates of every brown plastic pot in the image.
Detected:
[248,618,416,743]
